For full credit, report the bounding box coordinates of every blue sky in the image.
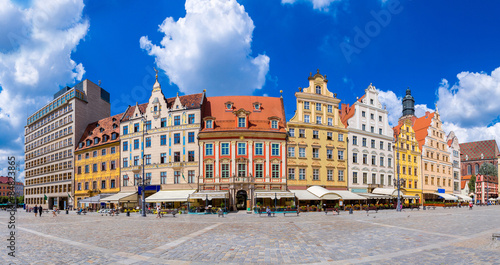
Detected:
[2,0,500,181]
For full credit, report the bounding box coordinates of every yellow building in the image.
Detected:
[394,118,422,202]
[74,114,122,209]
[287,70,348,190]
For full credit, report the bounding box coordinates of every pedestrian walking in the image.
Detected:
[34,205,38,217]
[39,205,43,217]
[469,202,473,210]
[156,205,161,218]
[52,207,57,217]
[266,206,271,217]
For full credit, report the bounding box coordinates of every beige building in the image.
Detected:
[287,70,348,190]
[118,76,204,207]
[24,80,111,209]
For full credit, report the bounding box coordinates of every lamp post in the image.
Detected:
[274,192,277,212]
[135,116,148,217]
[394,135,402,212]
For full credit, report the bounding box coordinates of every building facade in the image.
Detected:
[287,70,348,190]
[460,140,499,176]
[24,80,110,209]
[119,77,204,207]
[393,118,422,200]
[74,114,122,208]
[198,96,288,211]
[341,83,394,194]
[415,109,454,197]
[475,174,498,204]
[446,131,461,194]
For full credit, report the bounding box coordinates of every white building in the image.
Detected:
[340,84,394,193]
[446,131,461,194]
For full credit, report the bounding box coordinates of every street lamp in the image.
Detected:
[133,116,149,217]
[393,135,405,212]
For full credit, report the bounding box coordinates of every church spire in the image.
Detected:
[402,87,415,117]
[152,67,161,91]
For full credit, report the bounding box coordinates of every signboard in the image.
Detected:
[437,188,445,193]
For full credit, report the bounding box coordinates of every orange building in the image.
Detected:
[197,96,291,211]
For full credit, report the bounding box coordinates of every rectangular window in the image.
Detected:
[371,139,375,148]
[352,172,358,183]
[338,150,344,160]
[299,168,306,180]
[188,114,195,124]
[188,170,195,183]
[362,124,366,131]
[174,116,180,125]
[272,164,280,178]
[146,137,151,147]
[174,133,180,144]
[110,160,116,170]
[271,143,280,156]
[123,158,128,168]
[220,143,229,156]
[188,151,195,162]
[299,129,305,138]
[101,149,107,156]
[238,117,246,127]
[288,147,295,157]
[338,133,344,142]
[238,163,246,177]
[255,163,263,178]
[327,149,333,159]
[134,139,139,149]
[328,118,332,126]
[299,147,306,157]
[327,132,332,140]
[145,121,151,130]
[123,176,128,187]
[352,153,358,163]
[101,162,106,171]
[312,169,319,180]
[93,151,98,157]
[85,182,89,190]
[288,168,295,180]
[304,115,310,123]
[111,147,116,154]
[161,118,167,128]
[316,103,321,111]
[77,166,82,174]
[123,126,128,135]
[371,155,376,165]
[93,163,98,172]
[313,130,319,139]
[221,164,230,178]
[174,171,180,184]
[255,143,263,155]
[363,173,368,184]
[388,158,392,167]
[174,152,180,162]
[380,157,384,166]
[338,170,344,181]
[328,105,332,113]
[160,135,167,146]
[379,128,382,135]
[238,143,246,155]
[271,120,278,129]
[372,174,376,184]
[352,136,357,145]
[205,143,213,156]
[101,180,106,189]
[362,111,366,117]
[304,101,309,110]
[160,153,167,164]
[206,120,213,128]
[160,172,167,184]
[363,154,368,164]
[313,148,319,158]
[316,116,322,124]
[188,132,195,143]
[145,154,151,165]
[289,128,295,137]
[327,170,333,181]
[362,138,367,147]
[134,123,139,132]
[205,164,213,178]
[134,156,139,166]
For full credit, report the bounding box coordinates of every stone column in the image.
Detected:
[248,141,253,176]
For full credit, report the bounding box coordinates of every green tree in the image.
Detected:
[468,175,476,193]
[479,162,497,176]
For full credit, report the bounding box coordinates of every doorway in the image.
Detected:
[236,190,247,210]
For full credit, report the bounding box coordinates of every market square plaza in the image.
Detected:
[2,206,500,264]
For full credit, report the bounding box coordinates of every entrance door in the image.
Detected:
[236,190,247,210]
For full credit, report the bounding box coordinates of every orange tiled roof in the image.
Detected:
[459,140,500,161]
[413,112,434,150]
[393,122,404,138]
[339,103,355,128]
[76,113,122,151]
[200,96,286,133]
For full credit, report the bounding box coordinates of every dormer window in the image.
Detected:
[94,137,99,145]
[111,133,117,140]
[206,120,213,129]
[100,128,104,132]
[271,120,278,129]
[225,101,234,111]
[79,142,84,149]
[253,102,261,112]
[238,117,246,128]
[86,140,92,146]
[103,135,109,142]
[268,116,281,129]
[315,86,321,94]
[154,106,158,111]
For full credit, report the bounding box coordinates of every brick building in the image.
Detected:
[460,140,499,176]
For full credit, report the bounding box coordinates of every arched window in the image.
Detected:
[475,164,479,175]
[467,165,471,175]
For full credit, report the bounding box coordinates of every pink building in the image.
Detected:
[475,174,498,204]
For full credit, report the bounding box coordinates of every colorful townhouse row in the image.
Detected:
[24,70,498,210]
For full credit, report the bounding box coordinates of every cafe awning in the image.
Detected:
[372,188,400,196]
[101,192,137,203]
[145,190,195,202]
[190,191,229,200]
[453,194,472,201]
[329,190,367,200]
[289,190,320,200]
[432,193,458,201]
[80,194,114,204]
[402,195,420,199]
[255,191,295,200]
[358,193,392,200]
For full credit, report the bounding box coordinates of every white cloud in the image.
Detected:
[437,67,500,128]
[0,0,88,182]
[140,0,269,96]
[377,89,432,127]
[442,122,500,145]
[281,0,340,11]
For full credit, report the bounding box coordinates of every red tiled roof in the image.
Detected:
[339,103,355,128]
[0,176,13,184]
[200,96,286,133]
[357,95,365,102]
[76,113,123,151]
[413,112,434,150]
[459,140,500,161]
[121,103,148,122]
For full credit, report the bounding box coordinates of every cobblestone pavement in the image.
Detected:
[1,206,500,264]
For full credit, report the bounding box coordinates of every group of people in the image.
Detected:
[28,205,59,217]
